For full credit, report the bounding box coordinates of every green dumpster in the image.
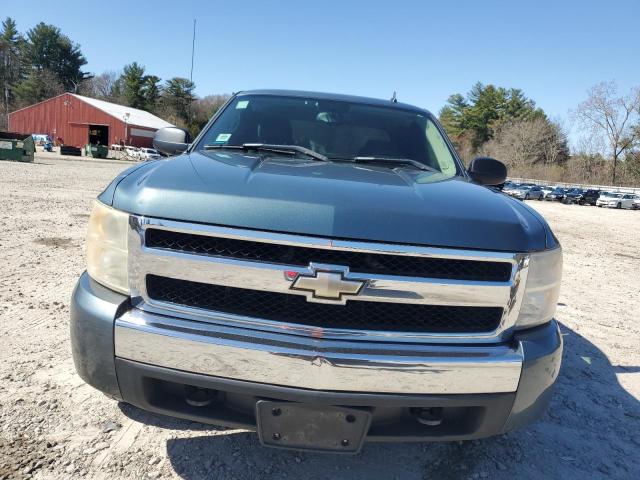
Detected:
[0,132,35,162]
[85,144,109,158]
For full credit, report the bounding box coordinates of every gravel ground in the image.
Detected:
[0,156,639,480]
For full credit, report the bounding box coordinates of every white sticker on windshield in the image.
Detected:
[236,100,249,109]
[215,133,232,142]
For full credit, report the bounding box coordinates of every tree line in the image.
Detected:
[2,17,639,186]
[80,65,229,136]
[439,82,640,186]
[0,17,229,137]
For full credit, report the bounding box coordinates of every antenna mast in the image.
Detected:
[188,19,196,123]
[190,19,196,84]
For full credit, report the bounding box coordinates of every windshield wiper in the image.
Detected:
[350,156,435,172]
[203,143,328,162]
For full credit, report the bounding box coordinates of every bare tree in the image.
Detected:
[481,117,568,169]
[572,81,640,184]
[79,71,120,102]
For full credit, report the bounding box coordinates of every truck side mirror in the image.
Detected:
[153,127,191,156]
[468,157,507,186]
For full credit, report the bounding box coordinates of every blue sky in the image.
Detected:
[7,0,640,141]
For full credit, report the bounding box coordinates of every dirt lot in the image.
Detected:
[1,156,639,480]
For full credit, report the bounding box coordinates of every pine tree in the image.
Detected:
[121,62,147,109]
[439,83,545,151]
[0,17,23,127]
[162,77,195,124]
[23,22,88,92]
[143,75,161,113]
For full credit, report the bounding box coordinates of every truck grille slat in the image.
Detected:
[145,229,512,282]
[146,275,503,334]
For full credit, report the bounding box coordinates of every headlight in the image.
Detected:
[86,200,130,294]
[516,247,562,329]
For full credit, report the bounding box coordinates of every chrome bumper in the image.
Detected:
[114,308,524,395]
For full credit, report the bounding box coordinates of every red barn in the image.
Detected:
[8,93,174,148]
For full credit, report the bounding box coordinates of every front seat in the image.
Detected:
[397,122,429,165]
[258,115,293,145]
[356,139,395,157]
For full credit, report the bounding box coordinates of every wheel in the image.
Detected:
[617,202,622,209]
[524,194,529,200]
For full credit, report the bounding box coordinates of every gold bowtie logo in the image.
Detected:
[290,269,365,304]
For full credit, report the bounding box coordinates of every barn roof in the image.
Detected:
[70,94,174,130]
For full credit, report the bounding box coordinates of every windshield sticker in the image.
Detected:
[236,100,249,109]
[215,133,232,143]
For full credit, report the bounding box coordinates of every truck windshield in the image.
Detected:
[197,94,460,177]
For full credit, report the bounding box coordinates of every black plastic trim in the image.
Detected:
[115,358,517,442]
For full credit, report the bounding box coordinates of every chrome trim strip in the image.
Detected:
[136,217,518,262]
[137,248,514,307]
[114,310,523,394]
[127,216,529,344]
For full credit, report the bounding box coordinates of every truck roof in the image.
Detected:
[237,89,431,116]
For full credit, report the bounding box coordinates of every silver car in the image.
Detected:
[513,185,544,200]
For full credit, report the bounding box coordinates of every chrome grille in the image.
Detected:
[145,229,513,282]
[146,275,504,333]
[128,217,529,343]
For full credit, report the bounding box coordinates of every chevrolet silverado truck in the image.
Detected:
[71,90,563,453]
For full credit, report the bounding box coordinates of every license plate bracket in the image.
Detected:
[256,401,371,454]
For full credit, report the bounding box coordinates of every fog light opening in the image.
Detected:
[410,407,443,426]
[184,385,217,407]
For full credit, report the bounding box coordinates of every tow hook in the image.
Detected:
[185,385,216,407]
[410,407,443,426]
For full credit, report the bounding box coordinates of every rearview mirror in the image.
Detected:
[468,157,507,186]
[153,127,191,156]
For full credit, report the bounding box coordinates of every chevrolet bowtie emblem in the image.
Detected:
[290,267,365,304]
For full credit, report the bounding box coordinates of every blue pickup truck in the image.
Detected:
[71,90,562,453]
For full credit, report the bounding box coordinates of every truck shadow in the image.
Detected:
[120,321,639,480]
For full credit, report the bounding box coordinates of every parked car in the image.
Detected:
[500,180,517,192]
[540,186,554,199]
[513,185,544,200]
[578,189,601,206]
[71,89,563,453]
[545,187,567,201]
[596,192,636,209]
[502,182,521,196]
[124,146,139,158]
[562,188,585,204]
[137,147,161,161]
[632,197,640,210]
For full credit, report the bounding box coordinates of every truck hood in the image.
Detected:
[110,151,552,252]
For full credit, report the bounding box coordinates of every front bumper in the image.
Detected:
[114,308,523,395]
[71,272,563,441]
